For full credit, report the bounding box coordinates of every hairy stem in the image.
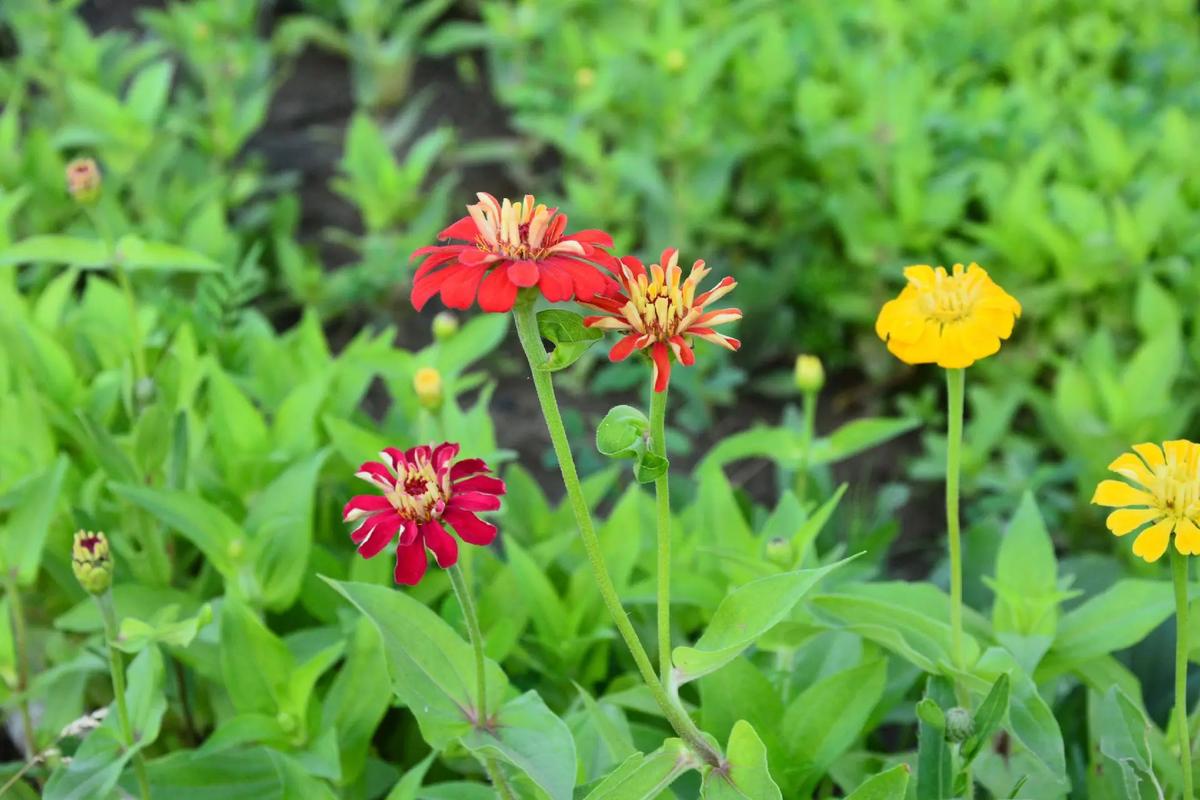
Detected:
[1174,549,1194,800]
[97,593,151,800]
[511,292,721,767]
[945,368,966,680]
[649,384,674,685]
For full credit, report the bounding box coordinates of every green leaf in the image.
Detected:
[111,484,241,578]
[386,752,436,800]
[125,645,167,751]
[844,765,911,800]
[43,726,128,800]
[538,309,603,371]
[1051,579,1174,665]
[246,452,328,610]
[673,557,854,684]
[988,492,1059,638]
[114,604,212,654]
[583,741,699,800]
[113,235,223,272]
[3,454,67,585]
[809,418,921,467]
[782,659,886,794]
[462,691,577,800]
[916,698,952,800]
[324,578,506,747]
[701,720,782,799]
[1098,686,1152,772]
[0,236,110,268]
[219,598,294,717]
[596,405,649,459]
[324,619,391,784]
[961,674,1009,764]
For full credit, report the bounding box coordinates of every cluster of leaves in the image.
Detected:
[435,0,1200,534]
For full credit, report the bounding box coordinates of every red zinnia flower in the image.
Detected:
[342,443,506,585]
[410,192,618,313]
[583,249,741,392]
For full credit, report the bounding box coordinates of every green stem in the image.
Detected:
[650,384,672,685]
[4,570,36,759]
[446,565,513,800]
[1174,549,1194,800]
[97,593,151,800]
[945,368,966,680]
[795,389,818,502]
[511,293,721,767]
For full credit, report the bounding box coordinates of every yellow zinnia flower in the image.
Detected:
[875,263,1021,368]
[1092,441,1200,562]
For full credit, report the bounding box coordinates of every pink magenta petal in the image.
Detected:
[443,509,498,546]
[433,442,461,471]
[421,520,459,568]
[450,458,489,480]
[393,541,428,585]
[448,492,503,512]
[358,514,403,559]
[355,461,396,490]
[343,494,392,522]
[452,475,506,496]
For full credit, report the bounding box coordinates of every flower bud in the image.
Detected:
[944,707,974,744]
[665,48,687,73]
[432,311,459,341]
[765,536,794,567]
[72,531,113,595]
[66,158,102,204]
[414,367,443,411]
[794,354,825,394]
[575,67,596,89]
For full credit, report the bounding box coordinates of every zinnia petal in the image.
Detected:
[443,509,498,546]
[1092,480,1155,508]
[1132,518,1174,562]
[393,541,428,585]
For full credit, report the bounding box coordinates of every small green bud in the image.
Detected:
[414,367,443,411]
[227,538,245,561]
[276,711,296,733]
[664,48,687,73]
[72,531,113,595]
[66,158,102,204]
[765,536,794,567]
[794,354,825,394]
[945,707,974,744]
[432,311,459,341]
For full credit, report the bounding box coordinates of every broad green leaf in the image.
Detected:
[325,618,391,784]
[386,752,436,800]
[3,454,67,585]
[916,698,952,800]
[673,557,854,684]
[1051,580,1174,664]
[462,691,577,800]
[583,740,699,800]
[701,720,782,799]
[538,309,602,370]
[782,658,886,794]
[844,765,911,800]
[111,484,242,578]
[0,236,110,268]
[974,648,1066,784]
[989,492,1059,638]
[113,235,222,272]
[125,646,167,751]
[325,578,506,747]
[43,725,128,800]
[246,451,328,610]
[114,604,212,654]
[1097,686,1152,772]
[219,599,293,717]
[808,418,921,467]
[146,747,333,799]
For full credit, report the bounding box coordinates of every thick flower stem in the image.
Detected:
[447,565,513,800]
[96,593,151,800]
[649,384,672,684]
[511,293,721,767]
[4,570,36,759]
[945,368,966,681]
[1173,549,1194,800]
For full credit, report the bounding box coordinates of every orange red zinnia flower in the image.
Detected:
[411,192,618,313]
[875,263,1021,369]
[583,249,741,392]
[342,443,506,585]
[1092,440,1200,563]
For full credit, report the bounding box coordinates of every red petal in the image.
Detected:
[443,509,498,546]
[650,342,672,392]
[477,265,519,312]
[660,247,678,268]
[438,215,478,241]
[358,514,403,559]
[567,229,615,248]
[343,494,392,521]
[356,461,396,489]
[421,520,459,568]
[450,458,490,480]
[412,247,463,278]
[393,541,428,585]
[459,248,500,267]
[609,333,644,362]
[412,266,459,311]
[670,335,696,366]
[537,261,574,302]
[433,442,461,471]
[619,256,646,278]
[453,475,506,495]
[398,519,419,546]
[448,492,502,512]
[507,260,539,288]
[441,264,490,309]
[406,444,433,465]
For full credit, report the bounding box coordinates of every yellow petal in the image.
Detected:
[1132,443,1165,469]
[1164,440,1192,466]
[1091,479,1155,508]
[1132,518,1174,562]
[1176,518,1200,556]
[1106,508,1162,536]
[902,265,936,288]
[1107,453,1155,487]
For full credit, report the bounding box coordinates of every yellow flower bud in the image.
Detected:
[794,354,825,394]
[65,158,102,204]
[72,531,113,595]
[414,367,443,411]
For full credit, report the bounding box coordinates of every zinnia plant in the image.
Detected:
[1093,440,1200,798]
[410,192,617,312]
[343,443,505,586]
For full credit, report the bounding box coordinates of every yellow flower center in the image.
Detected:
[915,267,984,324]
[385,459,450,523]
[621,253,708,342]
[469,194,564,261]
[1152,452,1200,521]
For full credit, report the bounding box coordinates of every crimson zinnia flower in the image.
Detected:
[342,443,506,585]
[583,249,741,391]
[411,192,617,313]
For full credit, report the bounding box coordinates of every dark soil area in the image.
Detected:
[78,0,940,577]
